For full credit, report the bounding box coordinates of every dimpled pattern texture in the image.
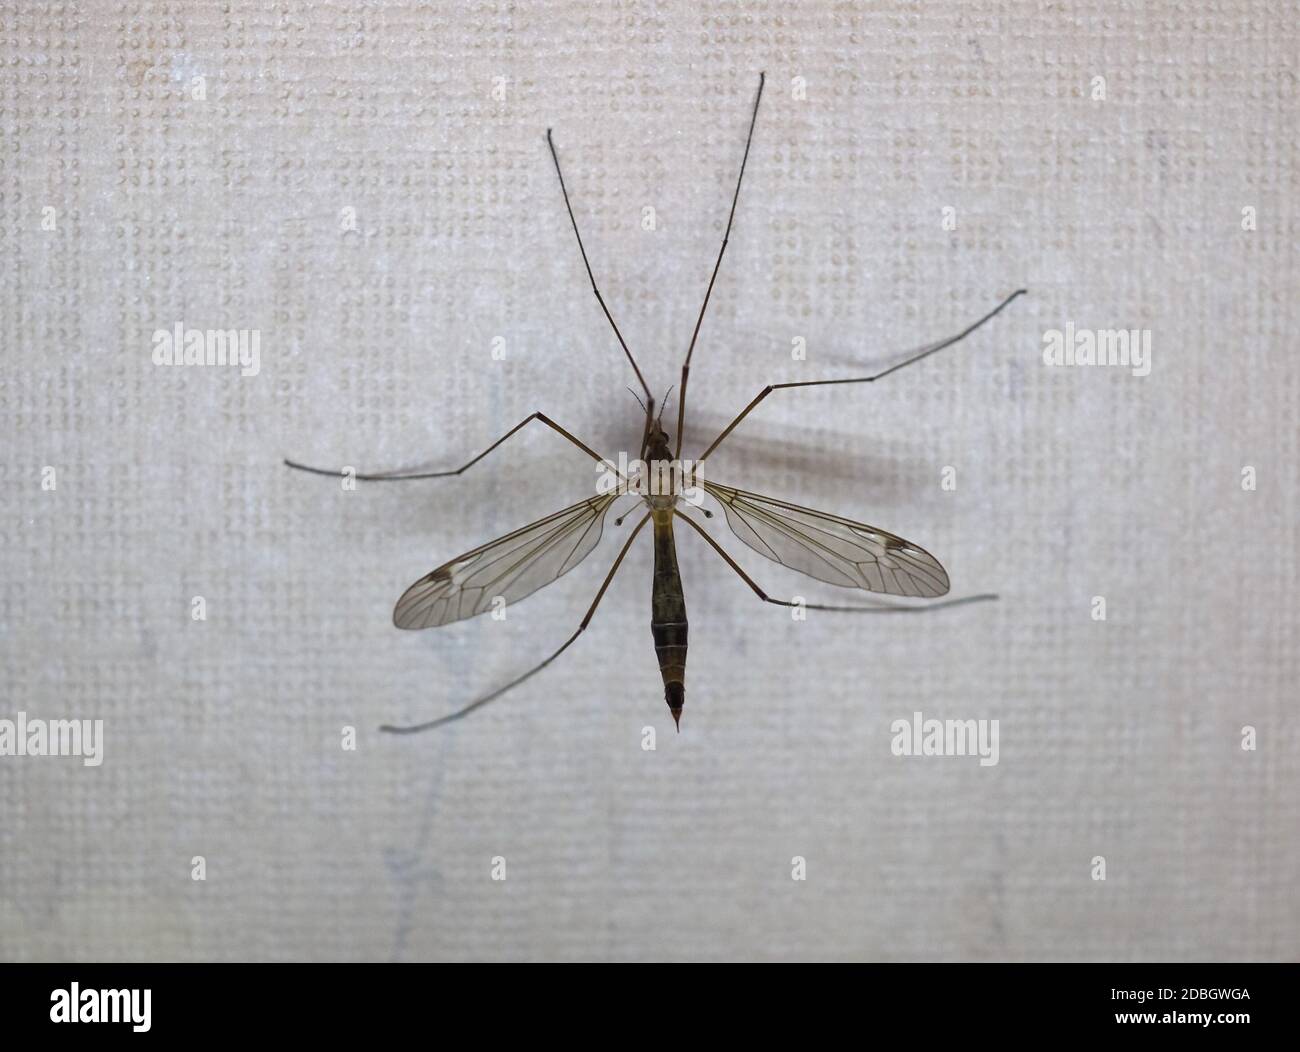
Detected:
[1,1,1297,960]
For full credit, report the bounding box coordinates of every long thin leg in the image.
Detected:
[284,412,609,481]
[674,510,997,612]
[546,128,653,405]
[380,511,652,733]
[674,72,765,459]
[697,288,1028,463]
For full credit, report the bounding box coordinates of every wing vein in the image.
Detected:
[702,480,949,599]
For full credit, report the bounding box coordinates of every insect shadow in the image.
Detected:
[286,72,1027,734]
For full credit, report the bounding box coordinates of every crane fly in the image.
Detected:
[285,72,1027,734]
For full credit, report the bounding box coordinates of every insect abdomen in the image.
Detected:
[650,511,688,729]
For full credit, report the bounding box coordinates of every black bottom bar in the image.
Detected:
[0,962,1290,1039]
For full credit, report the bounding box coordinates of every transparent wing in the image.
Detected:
[393,494,620,629]
[701,481,949,598]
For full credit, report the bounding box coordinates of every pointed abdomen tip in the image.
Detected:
[665,681,685,732]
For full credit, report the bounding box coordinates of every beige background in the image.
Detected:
[2,1,1297,961]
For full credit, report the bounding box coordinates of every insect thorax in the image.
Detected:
[637,426,693,507]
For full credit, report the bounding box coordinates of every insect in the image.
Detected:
[286,73,1026,734]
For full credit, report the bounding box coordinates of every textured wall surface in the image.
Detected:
[2,1,1297,961]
